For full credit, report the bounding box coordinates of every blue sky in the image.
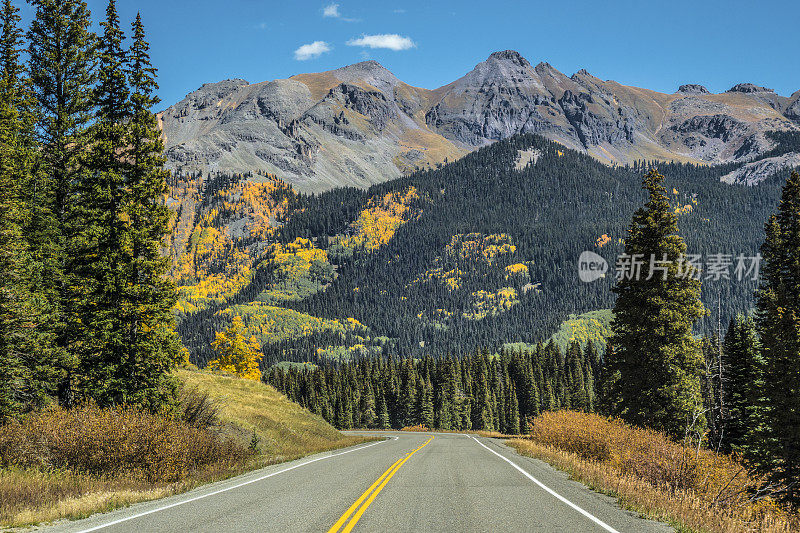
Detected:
[18,0,800,108]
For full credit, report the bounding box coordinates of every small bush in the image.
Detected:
[178,385,219,429]
[0,404,249,483]
[400,424,429,432]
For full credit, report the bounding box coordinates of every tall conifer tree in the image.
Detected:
[755,170,800,506]
[27,0,95,406]
[0,0,32,420]
[604,169,706,439]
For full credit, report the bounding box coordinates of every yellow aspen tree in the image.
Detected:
[207,316,263,381]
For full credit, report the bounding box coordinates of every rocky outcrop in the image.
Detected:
[727,83,775,93]
[678,84,710,94]
[720,152,800,185]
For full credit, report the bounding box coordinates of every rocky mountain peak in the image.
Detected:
[161,54,799,193]
[678,84,710,94]
[727,83,775,93]
[331,60,400,94]
[487,50,530,67]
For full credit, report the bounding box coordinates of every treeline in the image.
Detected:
[267,340,601,434]
[0,0,180,421]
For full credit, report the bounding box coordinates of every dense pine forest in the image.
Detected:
[267,341,601,434]
[177,133,797,367]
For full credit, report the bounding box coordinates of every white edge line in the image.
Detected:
[74,439,388,533]
[470,436,622,533]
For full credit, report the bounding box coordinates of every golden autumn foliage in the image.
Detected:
[338,187,421,250]
[595,234,612,248]
[510,411,799,533]
[207,316,263,381]
[445,233,516,263]
[263,237,332,302]
[463,287,519,320]
[168,175,293,313]
[413,233,522,293]
[550,309,613,352]
[220,304,367,346]
[504,263,529,276]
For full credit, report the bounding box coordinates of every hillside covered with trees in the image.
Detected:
[174,133,798,368]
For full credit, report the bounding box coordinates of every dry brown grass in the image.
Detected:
[507,411,799,533]
[0,370,370,528]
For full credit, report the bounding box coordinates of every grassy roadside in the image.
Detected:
[505,411,799,533]
[0,369,371,529]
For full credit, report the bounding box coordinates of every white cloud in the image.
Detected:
[322,3,360,22]
[346,34,415,51]
[323,3,340,17]
[294,41,332,61]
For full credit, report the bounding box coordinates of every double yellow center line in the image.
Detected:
[327,436,434,533]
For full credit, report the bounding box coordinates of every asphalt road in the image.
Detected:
[38,432,673,533]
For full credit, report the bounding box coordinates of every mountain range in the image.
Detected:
[159,50,800,192]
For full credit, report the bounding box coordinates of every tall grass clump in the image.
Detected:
[509,410,799,533]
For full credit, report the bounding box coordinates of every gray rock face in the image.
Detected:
[786,91,800,122]
[160,51,800,192]
[678,84,710,94]
[721,152,800,185]
[727,83,775,93]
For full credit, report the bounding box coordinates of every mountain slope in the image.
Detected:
[172,133,798,367]
[160,61,467,192]
[160,51,799,192]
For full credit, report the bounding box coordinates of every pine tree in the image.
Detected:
[75,0,131,405]
[0,0,29,420]
[755,170,800,506]
[506,382,521,435]
[604,169,707,439]
[27,0,96,406]
[116,12,182,409]
[360,382,376,428]
[723,315,762,457]
[421,377,434,429]
[377,388,390,429]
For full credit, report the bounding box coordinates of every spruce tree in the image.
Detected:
[605,169,706,439]
[0,0,28,419]
[118,12,182,409]
[755,170,800,506]
[27,0,96,406]
[421,377,434,429]
[76,0,131,405]
[722,314,762,457]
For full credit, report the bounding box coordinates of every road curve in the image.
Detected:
[37,432,673,533]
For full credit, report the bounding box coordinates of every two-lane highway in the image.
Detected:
[38,432,673,533]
